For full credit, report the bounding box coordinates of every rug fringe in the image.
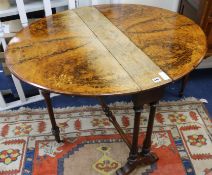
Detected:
[0,97,204,115]
[159,97,203,105]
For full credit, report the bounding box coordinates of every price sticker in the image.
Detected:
[159,72,170,81]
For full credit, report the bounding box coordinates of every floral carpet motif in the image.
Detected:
[0,100,211,175]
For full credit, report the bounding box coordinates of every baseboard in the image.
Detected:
[197,56,212,69]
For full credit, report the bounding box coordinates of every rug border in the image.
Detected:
[0,98,210,119]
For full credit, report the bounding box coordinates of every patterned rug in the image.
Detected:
[0,100,212,175]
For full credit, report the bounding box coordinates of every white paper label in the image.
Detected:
[159,72,170,81]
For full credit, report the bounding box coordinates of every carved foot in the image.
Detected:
[51,126,62,143]
[116,152,159,175]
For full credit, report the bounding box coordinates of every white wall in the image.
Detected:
[119,0,180,12]
[79,0,180,12]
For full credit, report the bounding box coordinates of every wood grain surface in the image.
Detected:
[96,4,207,80]
[5,4,207,96]
[75,7,171,91]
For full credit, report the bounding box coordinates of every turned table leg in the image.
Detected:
[179,74,189,97]
[142,102,157,155]
[140,102,159,164]
[116,100,159,175]
[41,90,61,143]
[99,97,131,149]
[116,104,143,175]
[129,105,143,161]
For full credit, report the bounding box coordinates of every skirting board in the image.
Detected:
[197,56,212,69]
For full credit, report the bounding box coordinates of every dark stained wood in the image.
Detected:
[204,14,212,54]
[179,0,212,55]
[178,0,211,96]
[141,102,157,155]
[98,97,132,149]
[179,0,203,24]
[5,5,206,96]
[179,74,190,97]
[41,90,61,143]
[96,4,207,80]
[116,87,164,175]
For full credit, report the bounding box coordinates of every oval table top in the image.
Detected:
[5,4,207,96]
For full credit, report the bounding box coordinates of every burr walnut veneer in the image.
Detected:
[5,4,206,175]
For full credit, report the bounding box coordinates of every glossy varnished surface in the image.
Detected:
[96,4,207,79]
[6,10,140,95]
[74,7,171,90]
[5,5,206,96]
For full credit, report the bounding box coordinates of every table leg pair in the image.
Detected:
[41,87,164,175]
[99,97,159,175]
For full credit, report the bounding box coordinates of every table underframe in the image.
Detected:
[41,87,164,175]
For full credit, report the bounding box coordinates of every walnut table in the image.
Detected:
[5,4,206,175]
